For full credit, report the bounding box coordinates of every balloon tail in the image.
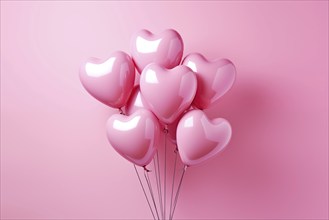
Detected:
[134,165,156,220]
[153,152,164,219]
[144,167,160,220]
[169,146,178,219]
[170,165,187,220]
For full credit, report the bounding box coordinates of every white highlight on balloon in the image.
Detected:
[113,116,141,131]
[135,93,144,107]
[186,61,197,72]
[136,37,162,53]
[145,69,159,84]
[85,57,115,77]
[184,116,194,128]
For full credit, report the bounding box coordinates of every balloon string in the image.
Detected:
[156,151,164,220]
[169,146,178,219]
[133,165,156,220]
[153,153,164,219]
[170,165,187,220]
[163,127,168,218]
[144,168,160,220]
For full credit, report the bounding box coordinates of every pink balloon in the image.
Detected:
[79,51,135,108]
[124,86,150,116]
[177,110,232,166]
[140,63,197,124]
[106,109,160,167]
[182,53,236,109]
[130,29,184,73]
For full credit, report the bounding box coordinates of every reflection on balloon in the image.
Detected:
[113,116,141,131]
[136,37,162,53]
[85,57,116,77]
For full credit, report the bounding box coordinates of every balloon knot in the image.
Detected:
[119,108,124,115]
[143,166,151,172]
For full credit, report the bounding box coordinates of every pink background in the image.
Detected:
[1,1,328,219]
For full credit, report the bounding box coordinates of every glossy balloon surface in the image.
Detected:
[106,109,160,167]
[131,29,184,73]
[183,53,236,109]
[140,63,197,124]
[79,51,135,108]
[177,110,232,166]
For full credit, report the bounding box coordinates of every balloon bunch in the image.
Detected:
[79,29,236,219]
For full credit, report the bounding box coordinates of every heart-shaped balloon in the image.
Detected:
[182,53,236,109]
[130,29,184,73]
[79,51,135,108]
[124,86,150,116]
[106,109,160,167]
[140,63,197,124]
[177,109,232,166]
